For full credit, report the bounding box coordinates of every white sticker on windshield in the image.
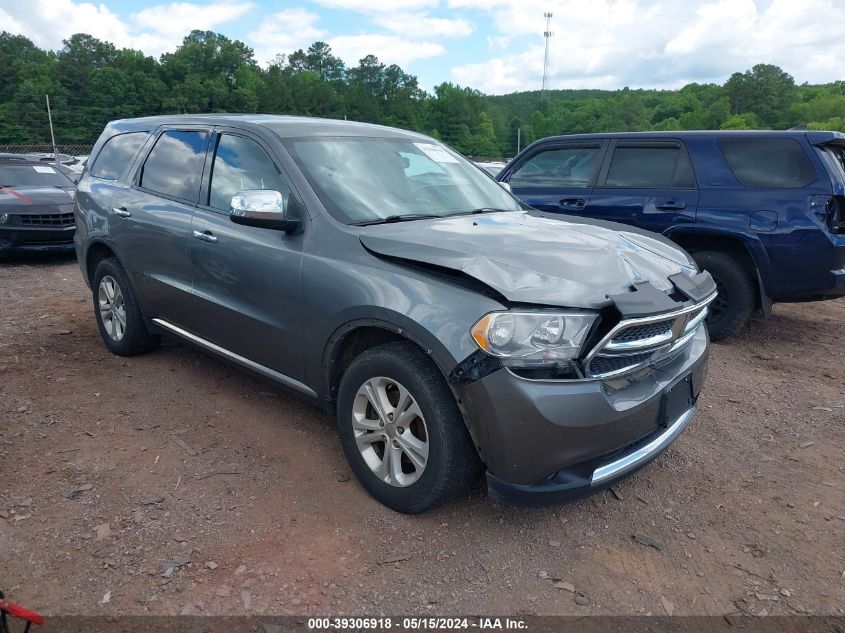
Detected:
[33,166,56,174]
[414,142,459,164]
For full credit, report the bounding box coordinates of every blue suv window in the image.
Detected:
[718,138,816,188]
[604,144,696,188]
[510,146,602,188]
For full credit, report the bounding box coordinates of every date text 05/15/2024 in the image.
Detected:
[307,617,529,630]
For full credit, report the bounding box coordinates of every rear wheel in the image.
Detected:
[693,250,755,341]
[92,258,160,356]
[336,342,481,513]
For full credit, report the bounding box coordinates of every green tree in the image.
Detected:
[160,31,259,112]
[720,113,760,129]
[289,41,345,82]
[1,30,840,158]
[724,64,796,128]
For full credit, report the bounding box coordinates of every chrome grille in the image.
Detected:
[20,212,75,227]
[589,352,653,376]
[609,319,673,343]
[584,295,715,379]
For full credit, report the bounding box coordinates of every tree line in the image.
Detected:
[1,29,844,157]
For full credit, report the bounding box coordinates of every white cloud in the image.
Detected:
[487,35,510,50]
[0,7,24,33]
[131,1,254,39]
[311,0,437,11]
[4,0,132,50]
[451,0,845,93]
[329,34,445,67]
[249,7,326,65]
[6,0,845,93]
[372,12,473,38]
[0,0,254,58]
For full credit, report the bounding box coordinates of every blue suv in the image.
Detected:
[498,131,845,340]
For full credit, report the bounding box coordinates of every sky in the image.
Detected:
[1,0,845,94]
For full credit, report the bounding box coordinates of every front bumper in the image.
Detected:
[460,326,709,506]
[486,405,696,506]
[0,225,76,252]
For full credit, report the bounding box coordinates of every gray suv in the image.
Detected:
[75,115,716,513]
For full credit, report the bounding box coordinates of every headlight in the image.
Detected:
[471,311,597,365]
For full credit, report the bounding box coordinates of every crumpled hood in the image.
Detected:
[359,211,696,309]
[0,186,75,211]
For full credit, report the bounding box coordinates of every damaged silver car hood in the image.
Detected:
[359,211,696,309]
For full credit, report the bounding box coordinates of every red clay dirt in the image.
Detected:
[1,254,843,617]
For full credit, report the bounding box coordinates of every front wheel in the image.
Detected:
[336,342,481,513]
[693,250,755,341]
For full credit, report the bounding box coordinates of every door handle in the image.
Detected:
[112,207,131,218]
[655,200,686,211]
[192,230,218,244]
[559,198,586,210]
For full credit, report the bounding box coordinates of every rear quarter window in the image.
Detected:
[90,132,149,180]
[718,138,816,188]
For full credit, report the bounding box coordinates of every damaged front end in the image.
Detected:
[450,269,717,385]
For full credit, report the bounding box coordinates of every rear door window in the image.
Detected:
[718,138,816,188]
[139,130,208,202]
[208,134,291,211]
[509,146,602,188]
[90,132,149,180]
[603,144,696,188]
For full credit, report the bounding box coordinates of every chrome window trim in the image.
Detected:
[152,318,317,398]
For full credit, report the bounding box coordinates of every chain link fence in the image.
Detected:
[0,143,94,161]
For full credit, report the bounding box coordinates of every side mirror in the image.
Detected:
[498,181,511,192]
[229,190,298,231]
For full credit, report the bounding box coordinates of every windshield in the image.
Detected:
[284,136,521,224]
[0,164,73,187]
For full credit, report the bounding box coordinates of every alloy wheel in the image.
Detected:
[351,376,429,487]
[98,275,127,341]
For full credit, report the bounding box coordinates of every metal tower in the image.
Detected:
[542,12,553,98]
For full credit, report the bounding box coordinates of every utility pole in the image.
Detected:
[542,12,553,100]
[45,94,58,166]
[517,128,521,155]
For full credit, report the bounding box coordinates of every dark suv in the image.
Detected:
[498,131,845,340]
[75,114,715,512]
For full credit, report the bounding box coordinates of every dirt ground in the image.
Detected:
[1,253,843,618]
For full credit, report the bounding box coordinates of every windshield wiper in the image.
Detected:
[353,213,444,226]
[452,207,514,216]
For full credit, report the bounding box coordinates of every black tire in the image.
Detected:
[693,250,755,341]
[336,341,481,514]
[92,258,160,356]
